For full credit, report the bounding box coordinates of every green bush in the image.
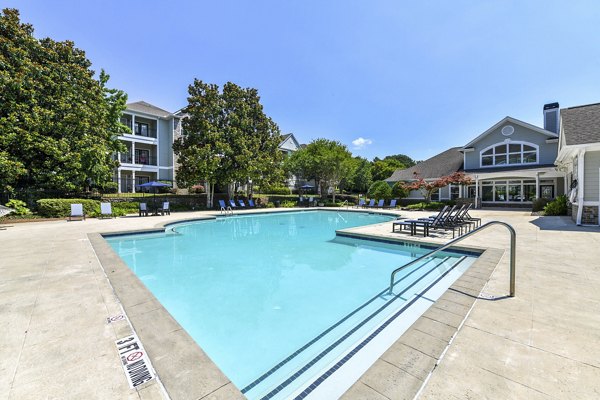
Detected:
[324,201,343,207]
[37,198,100,218]
[5,199,32,216]
[532,198,549,212]
[266,202,276,208]
[111,202,140,216]
[391,182,408,199]
[280,200,297,208]
[405,201,445,211]
[543,195,568,216]
[263,186,292,195]
[101,182,119,194]
[368,181,392,200]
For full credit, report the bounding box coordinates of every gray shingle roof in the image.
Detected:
[126,101,172,118]
[561,103,600,146]
[386,147,464,182]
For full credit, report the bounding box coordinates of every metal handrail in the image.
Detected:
[388,221,516,296]
[341,200,349,209]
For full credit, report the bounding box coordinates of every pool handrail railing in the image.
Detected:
[388,221,516,297]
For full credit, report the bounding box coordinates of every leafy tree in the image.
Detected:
[346,156,372,193]
[173,79,283,207]
[285,139,353,202]
[0,8,127,194]
[371,159,403,181]
[368,180,392,200]
[391,181,409,199]
[381,154,416,167]
[404,172,473,202]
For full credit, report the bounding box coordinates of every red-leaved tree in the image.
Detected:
[403,172,473,202]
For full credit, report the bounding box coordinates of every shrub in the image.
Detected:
[37,198,100,218]
[263,186,292,195]
[391,182,409,199]
[266,202,276,208]
[532,198,549,212]
[5,199,32,216]
[111,202,140,216]
[280,200,297,208]
[368,181,392,200]
[405,201,445,211]
[544,195,568,216]
[101,182,119,194]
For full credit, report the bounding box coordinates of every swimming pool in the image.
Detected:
[106,210,478,399]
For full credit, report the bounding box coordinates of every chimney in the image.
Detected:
[543,102,559,133]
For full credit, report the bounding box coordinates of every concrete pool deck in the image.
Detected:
[1,208,599,399]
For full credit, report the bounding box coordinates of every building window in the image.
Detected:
[135,122,149,137]
[430,188,440,201]
[480,142,538,167]
[450,185,460,200]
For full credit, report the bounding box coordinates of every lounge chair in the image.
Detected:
[463,204,482,227]
[238,199,247,208]
[384,199,397,209]
[298,196,305,207]
[100,202,113,218]
[355,199,365,208]
[69,203,85,221]
[218,199,232,213]
[139,202,148,217]
[364,199,375,208]
[229,200,238,209]
[161,202,170,215]
[307,197,315,207]
[376,199,385,208]
[248,199,256,208]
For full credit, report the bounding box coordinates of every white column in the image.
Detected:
[117,169,122,193]
[576,150,586,225]
[535,173,540,199]
[156,119,160,173]
[475,176,479,208]
[131,141,136,164]
[132,170,136,193]
[132,115,136,135]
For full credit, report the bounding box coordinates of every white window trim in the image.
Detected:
[479,141,539,168]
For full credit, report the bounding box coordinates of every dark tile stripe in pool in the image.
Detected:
[256,256,468,400]
[240,256,449,394]
[292,257,469,400]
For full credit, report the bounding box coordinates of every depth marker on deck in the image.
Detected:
[115,334,155,388]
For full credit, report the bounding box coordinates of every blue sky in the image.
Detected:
[5,1,600,161]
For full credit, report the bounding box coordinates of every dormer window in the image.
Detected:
[480,142,538,167]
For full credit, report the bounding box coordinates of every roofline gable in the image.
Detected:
[462,116,558,149]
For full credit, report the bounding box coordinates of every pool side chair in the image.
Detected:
[463,204,482,227]
[69,203,85,221]
[229,199,238,209]
[238,199,247,208]
[384,199,397,209]
[100,202,113,219]
[376,199,385,208]
[307,197,315,207]
[365,199,376,208]
[218,199,227,210]
[161,202,170,215]
[355,199,365,208]
[248,199,256,208]
[139,202,148,217]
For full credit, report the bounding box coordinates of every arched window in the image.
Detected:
[480,142,538,167]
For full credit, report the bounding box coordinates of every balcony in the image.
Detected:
[119,153,157,166]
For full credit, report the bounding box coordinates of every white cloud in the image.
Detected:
[352,137,373,149]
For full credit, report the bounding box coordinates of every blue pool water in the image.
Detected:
[107,210,478,399]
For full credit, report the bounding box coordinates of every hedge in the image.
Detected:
[37,199,100,218]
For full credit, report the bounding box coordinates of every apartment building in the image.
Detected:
[115,101,181,193]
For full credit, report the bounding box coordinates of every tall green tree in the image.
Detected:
[0,8,127,194]
[346,156,372,193]
[285,138,352,202]
[371,159,403,181]
[173,79,283,207]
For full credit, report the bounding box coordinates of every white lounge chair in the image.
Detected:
[161,202,170,215]
[69,203,85,221]
[139,202,148,217]
[100,202,113,218]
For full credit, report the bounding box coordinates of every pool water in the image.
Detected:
[107,210,478,399]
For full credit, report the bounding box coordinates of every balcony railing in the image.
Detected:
[119,153,157,166]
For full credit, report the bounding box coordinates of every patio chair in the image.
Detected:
[355,199,365,208]
[69,203,85,221]
[384,199,397,209]
[229,199,238,209]
[463,204,482,227]
[307,197,316,207]
[376,199,385,208]
[298,196,305,207]
[238,199,247,208]
[248,199,256,208]
[139,202,148,217]
[161,202,170,216]
[100,202,113,218]
[364,199,376,208]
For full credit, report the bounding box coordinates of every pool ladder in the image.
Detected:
[388,221,516,296]
[340,200,349,209]
[220,206,233,216]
